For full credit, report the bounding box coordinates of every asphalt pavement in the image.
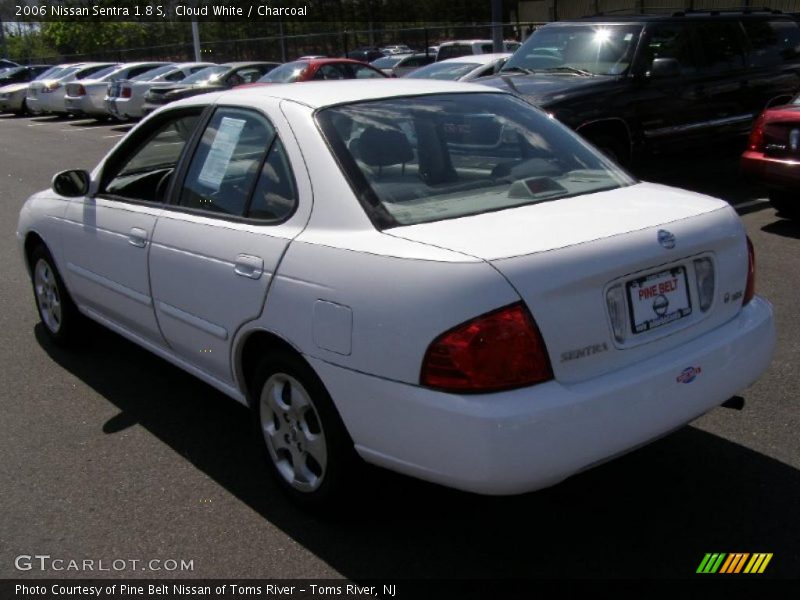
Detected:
[0,113,798,581]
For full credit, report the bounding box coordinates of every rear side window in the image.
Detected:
[180,108,275,216]
[247,139,298,222]
[695,22,746,72]
[743,20,800,66]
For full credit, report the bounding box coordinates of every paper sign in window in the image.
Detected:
[198,117,246,190]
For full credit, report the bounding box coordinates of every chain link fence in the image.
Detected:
[11,0,800,65]
[14,22,540,65]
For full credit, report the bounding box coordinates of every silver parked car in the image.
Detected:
[64,62,170,120]
[0,66,59,115]
[26,63,117,116]
[406,53,511,82]
[371,53,436,77]
[105,62,215,120]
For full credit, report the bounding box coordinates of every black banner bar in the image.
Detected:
[2,579,799,600]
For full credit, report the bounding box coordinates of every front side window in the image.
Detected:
[503,24,643,76]
[317,93,634,228]
[640,23,700,75]
[102,113,201,202]
[179,107,276,217]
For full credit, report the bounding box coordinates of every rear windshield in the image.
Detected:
[317,93,635,228]
[371,56,403,68]
[503,24,643,76]
[34,66,65,80]
[181,65,228,84]
[406,61,480,80]
[131,65,176,81]
[86,65,121,81]
[258,61,308,83]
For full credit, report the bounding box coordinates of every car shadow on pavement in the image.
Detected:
[36,323,800,579]
[631,141,768,208]
[762,218,800,240]
[67,119,116,128]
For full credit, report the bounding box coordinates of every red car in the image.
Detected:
[741,100,800,218]
[239,58,387,88]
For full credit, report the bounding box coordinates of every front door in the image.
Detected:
[634,21,710,151]
[60,109,203,343]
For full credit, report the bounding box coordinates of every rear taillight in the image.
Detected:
[420,302,553,392]
[43,83,60,93]
[76,84,86,96]
[744,236,756,305]
[748,115,765,152]
[121,86,132,98]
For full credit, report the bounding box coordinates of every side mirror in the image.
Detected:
[649,57,681,79]
[52,169,90,197]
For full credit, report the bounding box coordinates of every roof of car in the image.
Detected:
[566,10,795,22]
[221,61,281,68]
[438,53,512,64]
[218,78,506,109]
[302,58,372,66]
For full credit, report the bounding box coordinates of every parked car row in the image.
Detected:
[4,10,800,217]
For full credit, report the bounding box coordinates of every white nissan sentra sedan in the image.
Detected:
[17,80,775,506]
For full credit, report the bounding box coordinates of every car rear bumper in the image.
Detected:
[741,150,800,191]
[310,296,775,495]
[64,96,108,117]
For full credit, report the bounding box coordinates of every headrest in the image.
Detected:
[354,126,414,167]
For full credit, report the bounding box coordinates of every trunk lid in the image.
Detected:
[388,182,749,383]
[761,105,800,159]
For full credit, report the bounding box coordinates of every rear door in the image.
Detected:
[148,102,310,384]
[692,19,752,137]
[740,18,800,111]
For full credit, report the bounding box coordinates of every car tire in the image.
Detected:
[29,245,83,346]
[768,190,799,218]
[251,351,358,509]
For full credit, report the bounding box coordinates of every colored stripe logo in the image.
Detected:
[697,553,773,574]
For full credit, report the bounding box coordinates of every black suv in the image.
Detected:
[483,11,800,164]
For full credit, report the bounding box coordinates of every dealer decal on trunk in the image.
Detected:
[677,366,702,384]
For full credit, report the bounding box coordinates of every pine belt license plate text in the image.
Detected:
[627,266,692,334]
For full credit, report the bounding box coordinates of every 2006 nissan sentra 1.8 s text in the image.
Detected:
[17,79,776,507]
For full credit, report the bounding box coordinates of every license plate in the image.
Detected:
[627,266,691,334]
